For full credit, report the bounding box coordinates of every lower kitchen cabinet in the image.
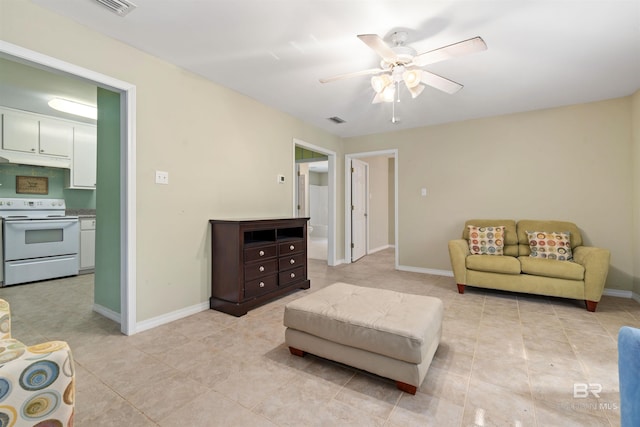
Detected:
[80,217,96,272]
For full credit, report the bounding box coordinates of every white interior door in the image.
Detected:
[351,159,367,262]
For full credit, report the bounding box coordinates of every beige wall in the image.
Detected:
[1,0,344,321]
[346,98,635,290]
[632,89,640,296]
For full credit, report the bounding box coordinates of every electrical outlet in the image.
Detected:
[155,171,169,185]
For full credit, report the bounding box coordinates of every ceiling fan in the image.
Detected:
[320,32,487,103]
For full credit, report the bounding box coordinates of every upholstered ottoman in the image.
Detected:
[284,282,443,394]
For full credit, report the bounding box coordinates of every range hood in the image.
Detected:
[0,153,71,169]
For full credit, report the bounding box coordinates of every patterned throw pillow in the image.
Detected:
[526,231,573,260]
[467,225,505,255]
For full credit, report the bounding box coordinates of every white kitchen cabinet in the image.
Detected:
[2,109,39,154]
[80,217,96,272]
[39,118,74,157]
[0,107,74,169]
[66,125,97,189]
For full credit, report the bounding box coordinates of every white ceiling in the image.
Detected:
[20,1,640,137]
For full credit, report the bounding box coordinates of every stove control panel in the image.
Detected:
[0,198,66,209]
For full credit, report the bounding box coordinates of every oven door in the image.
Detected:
[3,218,79,261]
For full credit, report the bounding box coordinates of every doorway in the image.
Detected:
[345,150,398,267]
[0,41,137,334]
[293,139,337,266]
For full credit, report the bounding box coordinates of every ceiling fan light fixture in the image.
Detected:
[381,85,396,103]
[408,84,425,99]
[402,69,421,88]
[371,74,392,93]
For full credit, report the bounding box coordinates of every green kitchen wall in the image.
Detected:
[0,163,96,208]
[93,87,121,314]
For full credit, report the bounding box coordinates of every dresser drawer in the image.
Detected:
[279,240,305,255]
[244,274,278,299]
[244,259,277,281]
[279,266,305,286]
[244,245,277,262]
[279,253,306,271]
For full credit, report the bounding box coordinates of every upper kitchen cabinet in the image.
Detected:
[0,107,97,189]
[39,118,74,158]
[2,108,40,154]
[0,107,73,168]
[66,124,97,189]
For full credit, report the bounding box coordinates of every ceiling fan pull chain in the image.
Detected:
[391,84,400,124]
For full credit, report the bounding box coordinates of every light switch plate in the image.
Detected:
[155,171,169,185]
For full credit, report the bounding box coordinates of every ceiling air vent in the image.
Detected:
[328,116,346,124]
[94,0,137,16]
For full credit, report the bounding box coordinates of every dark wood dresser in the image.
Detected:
[209,217,311,316]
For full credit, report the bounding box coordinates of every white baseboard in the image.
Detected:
[368,244,391,255]
[93,304,121,323]
[602,288,633,298]
[135,301,210,334]
[633,292,640,304]
[397,265,454,277]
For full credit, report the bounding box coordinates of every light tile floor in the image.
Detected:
[2,249,639,426]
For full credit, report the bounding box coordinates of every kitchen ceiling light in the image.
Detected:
[48,98,97,120]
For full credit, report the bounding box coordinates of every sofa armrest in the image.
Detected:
[448,239,470,284]
[572,246,611,302]
[0,299,10,339]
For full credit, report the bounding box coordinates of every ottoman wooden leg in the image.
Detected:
[457,284,465,294]
[396,381,417,395]
[289,346,306,357]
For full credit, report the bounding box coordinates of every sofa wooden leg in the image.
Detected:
[289,346,306,357]
[456,284,465,294]
[396,381,417,395]
[585,300,598,312]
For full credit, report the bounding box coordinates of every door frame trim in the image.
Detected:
[292,138,338,266]
[345,149,399,268]
[0,40,137,335]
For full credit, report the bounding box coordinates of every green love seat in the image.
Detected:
[448,219,610,311]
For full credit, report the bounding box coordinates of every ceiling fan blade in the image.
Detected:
[420,70,463,94]
[412,36,487,67]
[319,68,384,84]
[357,34,399,63]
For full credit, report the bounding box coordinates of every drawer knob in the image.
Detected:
[259,281,265,288]
[290,259,295,264]
[259,266,265,272]
[289,245,295,251]
[290,272,296,278]
[259,250,265,256]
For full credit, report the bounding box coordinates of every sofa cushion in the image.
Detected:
[517,220,582,256]
[467,225,505,255]
[526,231,573,260]
[466,254,521,275]
[463,220,518,257]
[519,256,584,280]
